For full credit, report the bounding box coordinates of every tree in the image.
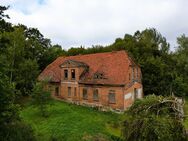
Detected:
[0,26,40,97]
[1,26,26,83]
[0,56,19,128]
[122,95,187,141]
[0,6,36,140]
[0,6,12,32]
[67,46,85,56]
[40,44,66,67]
[32,81,52,117]
[0,55,36,141]
[108,28,173,96]
[15,59,39,96]
[177,34,188,53]
[171,34,188,96]
[22,25,52,70]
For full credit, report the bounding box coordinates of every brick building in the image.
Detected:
[38,51,143,111]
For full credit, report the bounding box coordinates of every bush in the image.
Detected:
[0,121,36,141]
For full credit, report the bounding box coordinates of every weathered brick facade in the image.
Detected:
[39,51,143,111]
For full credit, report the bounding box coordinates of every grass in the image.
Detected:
[21,96,188,141]
[184,97,188,129]
[20,100,123,141]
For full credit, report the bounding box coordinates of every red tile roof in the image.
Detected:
[38,51,132,85]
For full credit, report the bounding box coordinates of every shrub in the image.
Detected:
[0,121,36,141]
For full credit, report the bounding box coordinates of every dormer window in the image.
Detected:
[93,72,104,79]
[71,69,75,79]
[64,69,68,79]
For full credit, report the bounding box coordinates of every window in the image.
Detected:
[134,88,138,99]
[74,87,77,96]
[64,69,68,79]
[93,89,99,101]
[68,87,71,97]
[71,69,75,79]
[83,88,88,100]
[55,87,59,96]
[108,90,116,103]
[93,72,103,79]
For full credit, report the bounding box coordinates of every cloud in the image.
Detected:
[2,0,188,50]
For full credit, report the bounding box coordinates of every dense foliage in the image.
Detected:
[0,121,36,141]
[122,95,187,141]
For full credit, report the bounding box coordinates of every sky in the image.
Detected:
[1,0,188,50]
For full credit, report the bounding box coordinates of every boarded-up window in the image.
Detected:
[68,87,71,97]
[71,69,75,79]
[108,90,116,103]
[134,88,138,99]
[74,87,77,96]
[93,89,99,101]
[64,69,68,79]
[137,88,142,99]
[83,88,88,100]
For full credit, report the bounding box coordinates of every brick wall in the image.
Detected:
[78,85,125,110]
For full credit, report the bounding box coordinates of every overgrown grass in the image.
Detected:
[184,97,188,129]
[20,100,123,141]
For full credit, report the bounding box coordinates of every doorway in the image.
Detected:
[55,87,59,96]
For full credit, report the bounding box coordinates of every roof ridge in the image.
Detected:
[63,50,127,58]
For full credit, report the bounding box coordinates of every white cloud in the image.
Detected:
[2,0,188,50]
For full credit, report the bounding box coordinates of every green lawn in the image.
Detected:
[20,100,123,141]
